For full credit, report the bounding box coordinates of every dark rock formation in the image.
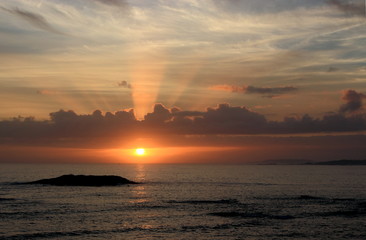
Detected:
[27,174,138,186]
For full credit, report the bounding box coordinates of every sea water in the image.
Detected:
[0,164,365,239]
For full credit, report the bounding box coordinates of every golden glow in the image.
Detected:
[100,146,244,164]
[129,48,166,120]
[135,148,146,156]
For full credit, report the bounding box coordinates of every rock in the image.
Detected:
[27,174,138,186]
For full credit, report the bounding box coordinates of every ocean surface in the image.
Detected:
[0,164,365,239]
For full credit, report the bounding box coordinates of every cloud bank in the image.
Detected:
[1,90,365,142]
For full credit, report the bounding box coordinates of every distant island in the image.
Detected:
[26,174,138,186]
[256,159,311,165]
[258,159,366,165]
[307,160,366,165]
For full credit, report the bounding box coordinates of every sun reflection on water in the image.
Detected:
[129,164,148,204]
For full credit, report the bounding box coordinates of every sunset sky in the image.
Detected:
[1,0,366,163]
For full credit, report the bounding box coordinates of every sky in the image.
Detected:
[1,0,366,164]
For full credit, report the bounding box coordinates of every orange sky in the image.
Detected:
[1,0,366,163]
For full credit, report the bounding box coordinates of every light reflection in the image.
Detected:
[135,164,146,182]
[129,164,148,204]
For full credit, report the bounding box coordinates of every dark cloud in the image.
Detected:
[48,109,137,137]
[244,86,298,95]
[339,89,366,113]
[144,104,172,124]
[327,0,366,17]
[0,7,64,35]
[212,0,365,18]
[117,81,132,89]
[270,113,366,134]
[141,103,268,134]
[93,0,129,9]
[191,104,268,134]
[211,0,326,14]
[327,66,339,72]
[1,95,366,143]
[0,109,136,144]
[211,85,297,98]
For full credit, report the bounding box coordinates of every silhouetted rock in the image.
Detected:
[298,195,326,200]
[27,174,138,186]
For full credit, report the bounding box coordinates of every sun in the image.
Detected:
[135,148,146,156]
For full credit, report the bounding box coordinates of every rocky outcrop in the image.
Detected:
[27,174,138,186]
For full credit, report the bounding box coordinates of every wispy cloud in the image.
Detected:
[0,7,64,35]
[37,89,60,95]
[327,0,366,17]
[1,0,366,121]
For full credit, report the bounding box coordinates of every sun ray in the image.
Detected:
[129,47,167,120]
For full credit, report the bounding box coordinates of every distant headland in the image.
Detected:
[26,174,138,186]
[307,160,366,165]
[257,159,366,165]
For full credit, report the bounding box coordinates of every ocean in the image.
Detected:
[0,164,365,239]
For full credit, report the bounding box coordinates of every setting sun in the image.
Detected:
[135,148,146,156]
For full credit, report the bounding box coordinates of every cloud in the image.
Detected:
[48,109,137,137]
[327,66,339,72]
[211,85,298,98]
[339,89,366,114]
[1,93,366,142]
[211,0,325,14]
[245,86,298,95]
[327,0,366,17]
[117,81,132,89]
[37,90,60,95]
[271,113,366,133]
[93,0,129,9]
[191,103,268,134]
[0,7,64,35]
[94,0,126,6]
[144,103,172,124]
[210,85,242,92]
[176,104,365,134]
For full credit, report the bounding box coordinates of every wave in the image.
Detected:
[167,199,239,205]
[180,222,245,231]
[297,195,327,200]
[209,209,366,220]
[357,201,366,208]
[1,229,110,240]
[1,226,169,240]
[209,211,295,220]
[0,197,16,202]
[256,195,361,203]
[312,209,366,218]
